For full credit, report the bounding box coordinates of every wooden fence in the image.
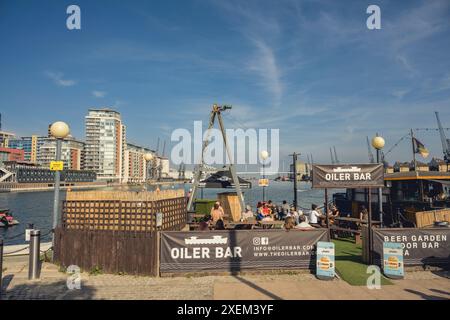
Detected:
[62,190,187,232]
[410,209,450,228]
[54,189,187,276]
[54,228,159,276]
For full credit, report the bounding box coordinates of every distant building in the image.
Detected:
[410,161,429,172]
[289,161,308,181]
[0,147,24,164]
[8,135,46,163]
[0,161,96,184]
[385,165,394,174]
[37,137,85,170]
[394,161,410,172]
[159,156,170,178]
[124,143,153,183]
[429,158,449,172]
[0,131,15,148]
[84,109,126,182]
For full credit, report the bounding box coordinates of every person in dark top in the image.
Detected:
[215,219,225,230]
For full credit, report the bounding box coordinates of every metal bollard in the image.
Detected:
[0,237,3,298]
[28,229,41,280]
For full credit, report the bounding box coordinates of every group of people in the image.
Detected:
[242,200,341,230]
[196,199,343,232]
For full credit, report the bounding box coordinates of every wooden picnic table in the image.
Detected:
[257,220,285,229]
[225,221,257,230]
[334,216,381,224]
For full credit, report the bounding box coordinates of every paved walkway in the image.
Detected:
[1,256,449,300]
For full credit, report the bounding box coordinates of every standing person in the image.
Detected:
[210,203,224,225]
[211,201,225,217]
[309,204,325,228]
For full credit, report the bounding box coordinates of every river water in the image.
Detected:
[0,181,339,245]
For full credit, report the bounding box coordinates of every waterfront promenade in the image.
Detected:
[1,255,449,300]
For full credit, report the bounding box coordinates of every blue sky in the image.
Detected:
[1,0,450,167]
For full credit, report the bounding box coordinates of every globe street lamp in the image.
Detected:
[50,121,70,252]
[260,150,269,202]
[372,134,385,227]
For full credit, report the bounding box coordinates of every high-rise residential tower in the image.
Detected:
[84,109,126,182]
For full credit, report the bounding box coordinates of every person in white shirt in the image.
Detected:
[287,207,301,224]
[241,205,255,221]
[309,204,324,227]
[295,215,314,229]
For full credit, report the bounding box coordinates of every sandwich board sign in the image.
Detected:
[382,242,404,279]
[258,178,269,187]
[316,241,335,280]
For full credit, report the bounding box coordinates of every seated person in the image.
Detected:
[283,216,296,231]
[278,200,290,220]
[267,200,277,218]
[261,215,274,222]
[287,207,300,224]
[261,202,272,217]
[358,205,369,226]
[328,204,340,225]
[241,205,255,221]
[214,219,225,230]
[198,221,209,231]
[309,204,325,228]
[295,215,314,229]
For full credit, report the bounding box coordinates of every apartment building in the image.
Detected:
[124,143,153,183]
[84,109,126,182]
[37,137,85,170]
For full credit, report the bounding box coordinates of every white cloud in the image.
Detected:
[247,39,283,108]
[391,89,410,99]
[92,90,106,98]
[45,71,76,87]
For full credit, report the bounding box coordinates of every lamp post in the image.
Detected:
[50,121,70,252]
[371,134,385,227]
[289,152,300,211]
[260,150,269,202]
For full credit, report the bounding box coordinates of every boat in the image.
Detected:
[333,171,450,227]
[0,208,20,227]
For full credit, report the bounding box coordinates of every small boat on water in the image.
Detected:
[0,208,20,227]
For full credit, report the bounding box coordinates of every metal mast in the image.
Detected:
[367,136,375,163]
[435,111,450,164]
[333,146,339,164]
[187,104,246,213]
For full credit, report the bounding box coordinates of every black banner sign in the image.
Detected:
[312,163,384,188]
[373,228,450,267]
[160,229,328,273]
